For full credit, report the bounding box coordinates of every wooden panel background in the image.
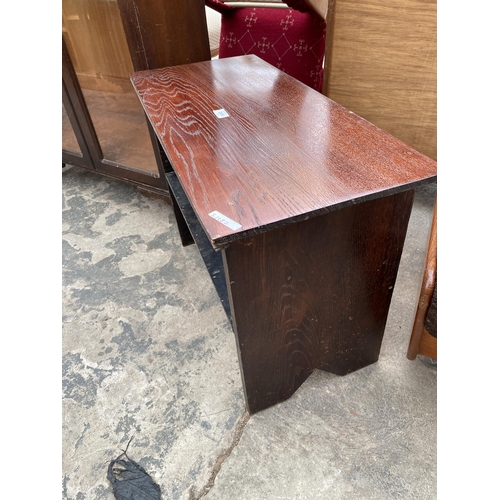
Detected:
[323,0,436,159]
[116,0,211,72]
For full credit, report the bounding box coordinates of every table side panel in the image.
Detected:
[223,189,415,414]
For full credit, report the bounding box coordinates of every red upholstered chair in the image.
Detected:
[205,0,327,92]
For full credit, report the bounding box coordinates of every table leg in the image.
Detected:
[222,190,415,414]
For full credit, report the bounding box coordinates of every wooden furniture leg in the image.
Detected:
[223,190,415,414]
[407,202,437,360]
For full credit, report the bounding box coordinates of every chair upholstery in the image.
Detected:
[205,0,327,92]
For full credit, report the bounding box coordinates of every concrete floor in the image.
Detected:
[62,165,437,500]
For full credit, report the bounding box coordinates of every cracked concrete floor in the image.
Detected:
[62,165,437,499]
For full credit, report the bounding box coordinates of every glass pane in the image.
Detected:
[62,102,81,154]
[62,0,158,174]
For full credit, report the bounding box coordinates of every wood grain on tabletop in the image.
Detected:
[131,55,436,247]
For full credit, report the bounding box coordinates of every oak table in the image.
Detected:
[131,55,437,414]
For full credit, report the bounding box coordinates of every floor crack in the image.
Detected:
[190,412,250,499]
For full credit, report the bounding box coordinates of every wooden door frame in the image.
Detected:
[63,0,212,198]
[62,35,170,195]
[62,36,99,170]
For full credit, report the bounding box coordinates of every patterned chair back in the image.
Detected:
[205,0,327,92]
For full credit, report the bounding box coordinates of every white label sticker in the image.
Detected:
[209,211,242,231]
[213,108,229,118]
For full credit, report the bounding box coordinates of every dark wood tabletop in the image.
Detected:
[131,55,436,248]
